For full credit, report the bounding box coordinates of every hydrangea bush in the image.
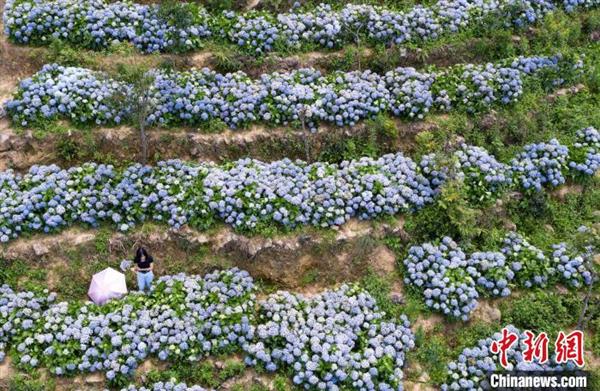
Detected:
[442,325,579,390]
[4,269,256,380]
[120,383,208,391]
[569,126,600,176]
[0,269,418,389]
[454,145,512,202]
[0,130,598,242]
[467,251,514,298]
[403,237,480,321]
[509,139,570,191]
[501,232,555,288]
[4,55,581,129]
[3,0,211,53]
[4,0,599,54]
[244,285,415,390]
[404,233,593,320]
[0,285,57,364]
[551,242,594,288]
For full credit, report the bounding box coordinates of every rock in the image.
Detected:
[335,219,373,241]
[404,363,436,391]
[479,112,497,130]
[507,191,524,200]
[84,372,104,384]
[70,232,95,246]
[555,285,569,294]
[585,350,600,370]
[503,221,517,231]
[472,301,501,323]
[252,375,270,387]
[368,245,397,275]
[32,242,49,257]
[547,84,585,102]
[382,217,408,238]
[418,371,431,383]
[8,134,27,150]
[0,356,13,381]
[553,184,583,200]
[0,133,10,152]
[390,292,404,304]
[412,315,444,333]
[404,381,437,391]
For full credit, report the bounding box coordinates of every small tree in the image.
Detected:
[111,65,156,164]
[350,24,364,71]
[575,228,599,331]
[299,105,312,162]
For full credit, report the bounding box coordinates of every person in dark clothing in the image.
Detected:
[131,247,154,292]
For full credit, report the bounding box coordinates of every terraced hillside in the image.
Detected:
[0,0,599,390]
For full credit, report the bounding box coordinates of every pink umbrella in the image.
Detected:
[88,267,128,305]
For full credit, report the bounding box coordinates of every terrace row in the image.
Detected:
[4,0,599,54]
[0,127,597,242]
[4,55,582,129]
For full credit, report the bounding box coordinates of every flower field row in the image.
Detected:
[403,234,595,320]
[244,286,414,390]
[1,268,589,390]
[3,268,256,379]
[121,324,589,390]
[3,0,599,54]
[4,55,582,129]
[0,268,415,390]
[121,384,207,391]
[0,127,598,242]
[442,325,581,390]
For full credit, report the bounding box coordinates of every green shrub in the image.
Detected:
[500,290,581,335]
[8,374,54,391]
[56,137,81,162]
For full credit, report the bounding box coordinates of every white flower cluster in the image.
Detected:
[4,0,599,53]
[244,285,415,391]
[404,233,594,320]
[5,55,578,128]
[442,325,578,390]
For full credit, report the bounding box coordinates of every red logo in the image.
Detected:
[555,330,585,367]
[491,328,519,368]
[491,328,585,369]
[523,330,549,364]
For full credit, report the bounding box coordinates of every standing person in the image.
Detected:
[131,246,154,292]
